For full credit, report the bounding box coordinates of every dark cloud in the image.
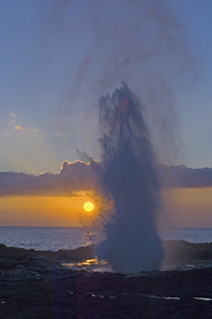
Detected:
[0,160,102,197]
[156,164,212,188]
[0,162,212,197]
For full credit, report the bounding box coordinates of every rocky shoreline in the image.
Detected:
[1,241,212,318]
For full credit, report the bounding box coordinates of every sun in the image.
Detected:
[83,201,95,212]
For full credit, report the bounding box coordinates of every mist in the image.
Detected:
[38,0,196,164]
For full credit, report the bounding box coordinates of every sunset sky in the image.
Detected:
[0,0,212,227]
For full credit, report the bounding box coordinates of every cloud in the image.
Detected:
[0,162,212,197]
[14,125,27,131]
[13,125,38,132]
[10,112,16,118]
[156,164,212,188]
[8,112,38,133]
[9,112,16,126]
[0,160,102,197]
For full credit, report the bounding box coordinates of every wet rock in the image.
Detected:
[39,244,95,262]
[1,243,212,318]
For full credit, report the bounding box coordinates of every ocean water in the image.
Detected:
[0,227,212,251]
[159,228,212,244]
[0,227,89,251]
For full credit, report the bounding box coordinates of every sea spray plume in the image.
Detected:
[96,83,163,273]
[38,0,197,166]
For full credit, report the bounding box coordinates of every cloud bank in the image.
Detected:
[156,164,212,188]
[0,162,212,197]
[0,160,102,197]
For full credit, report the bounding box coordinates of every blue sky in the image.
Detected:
[0,0,212,174]
[178,0,212,168]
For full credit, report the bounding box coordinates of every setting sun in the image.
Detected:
[83,201,95,212]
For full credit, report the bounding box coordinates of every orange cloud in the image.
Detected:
[9,112,16,126]
[8,112,38,133]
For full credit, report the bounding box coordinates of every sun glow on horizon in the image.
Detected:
[83,201,95,212]
[0,196,84,227]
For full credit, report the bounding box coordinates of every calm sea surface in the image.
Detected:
[0,227,212,251]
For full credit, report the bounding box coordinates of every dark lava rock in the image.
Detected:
[38,244,95,262]
[162,240,212,269]
[1,243,212,318]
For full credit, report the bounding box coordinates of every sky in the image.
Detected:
[0,0,212,227]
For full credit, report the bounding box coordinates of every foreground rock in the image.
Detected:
[0,242,212,318]
[162,240,212,269]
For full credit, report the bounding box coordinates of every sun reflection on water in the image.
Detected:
[63,258,113,273]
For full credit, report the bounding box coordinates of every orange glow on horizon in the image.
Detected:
[1,188,212,228]
[83,201,95,212]
[160,187,212,228]
[0,196,86,227]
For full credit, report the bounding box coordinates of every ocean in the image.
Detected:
[0,227,212,251]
